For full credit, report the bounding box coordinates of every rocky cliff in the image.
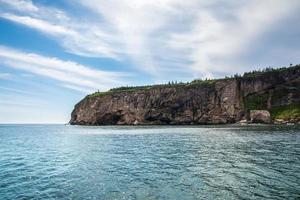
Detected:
[70,65,300,125]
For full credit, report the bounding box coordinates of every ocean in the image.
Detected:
[0,124,299,199]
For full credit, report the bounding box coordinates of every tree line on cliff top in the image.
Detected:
[90,64,299,96]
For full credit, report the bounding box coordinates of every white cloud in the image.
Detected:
[1,13,73,35]
[0,100,44,108]
[169,0,300,77]
[0,72,12,79]
[0,86,36,95]
[0,46,128,93]
[20,73,34,78]
[79,0,300,78]
[61,84,94,94]
[0,0,120,59]
[0,0,38,12]
[1,0,300,79]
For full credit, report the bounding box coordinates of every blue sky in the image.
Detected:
[0,0,300,123]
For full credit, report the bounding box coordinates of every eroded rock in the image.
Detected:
[250,110,271,124]
[70,66,300,125]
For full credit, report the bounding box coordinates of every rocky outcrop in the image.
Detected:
[250,110,271,124]
[70,65,300,125]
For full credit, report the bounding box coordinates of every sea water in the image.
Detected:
[0,125,299,199]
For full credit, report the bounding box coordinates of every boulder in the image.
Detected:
[274,119,286,124]
[250,110,271,124]
[236,119,248,125]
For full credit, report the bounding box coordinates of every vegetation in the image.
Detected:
[270,104,300,120]
[88,79,218,97]
[243,64,299,78]
[88,64,299,97]
[244,94,269,111]
[244,91,300,120]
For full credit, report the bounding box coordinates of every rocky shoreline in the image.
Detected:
[70,65,300,125]
[236,110,300,125]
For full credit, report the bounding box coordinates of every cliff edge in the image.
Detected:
[70,65,300,125]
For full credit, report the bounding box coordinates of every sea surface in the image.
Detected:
[0,125,299,200]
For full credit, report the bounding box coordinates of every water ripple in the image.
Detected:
[0,125,299,199]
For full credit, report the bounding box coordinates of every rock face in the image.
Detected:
[250,110,271,124]
[70,65,300,125]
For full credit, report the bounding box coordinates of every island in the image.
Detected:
[70,65,300,125]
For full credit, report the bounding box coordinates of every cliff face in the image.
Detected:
[70,66,300,125]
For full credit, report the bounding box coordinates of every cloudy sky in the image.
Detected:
[0,0,300,123]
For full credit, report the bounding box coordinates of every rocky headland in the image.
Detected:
[70,65,300,125]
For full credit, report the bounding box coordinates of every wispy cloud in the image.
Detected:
[0,0,38,12]
[0,0,120,59]
[79,0,300,78]
[0,45,129,93]
[61,84,94,94]
[0,86,36,95]
[0,72,12,80]
[1,0,300,79]
[1,0,299,124]
[1,13,73,35]
[0,100,45,108]
[166,0,300,77]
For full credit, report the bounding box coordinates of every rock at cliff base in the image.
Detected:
[250,110,271,124]
[236,119,248,125]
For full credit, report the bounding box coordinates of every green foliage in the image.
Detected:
[88,79,218,97]
[244,96,300,121]
[88,64,299,97]
[270,104,300,120]
[244,94,269,110]
[189,78,216,85]
[243,64,300,78]
[88,82,185,97]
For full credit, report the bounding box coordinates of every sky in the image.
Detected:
[0,0,300,123]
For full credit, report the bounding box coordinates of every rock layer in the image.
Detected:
[70,66,300,125]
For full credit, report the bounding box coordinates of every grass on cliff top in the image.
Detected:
[88,79,217,97]
[270,104,300,120]
[242,64,299,78]
[88,64,300,97]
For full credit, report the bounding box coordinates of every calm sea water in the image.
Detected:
[0,125,299,200]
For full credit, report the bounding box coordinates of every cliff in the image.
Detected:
[70,65,300,125]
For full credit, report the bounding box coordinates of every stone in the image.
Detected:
[237,119,248,125]
[274,119,286,124]
[69,65,300,125]
[250,110,271,124]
